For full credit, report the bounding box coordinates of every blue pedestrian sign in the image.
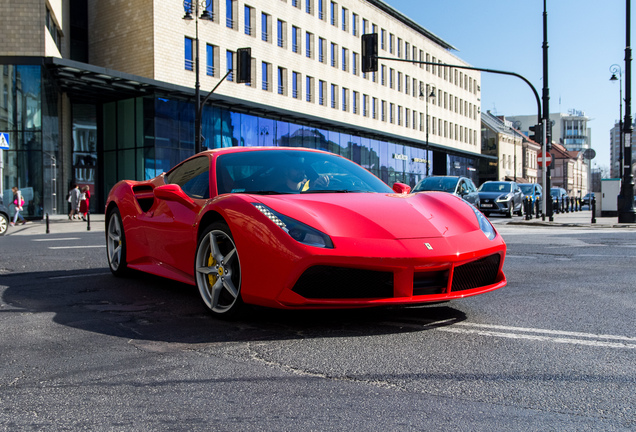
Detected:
[0,132,9,149]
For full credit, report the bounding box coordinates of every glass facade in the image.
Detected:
[98,95,481,201]
[1,65,58,218]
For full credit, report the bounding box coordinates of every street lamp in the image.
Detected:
[421,83,436,176]
[610,64,623,179]
[183,0,212,154]
[618,0,636,222]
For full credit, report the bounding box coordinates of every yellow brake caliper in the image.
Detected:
[207,253,218,286]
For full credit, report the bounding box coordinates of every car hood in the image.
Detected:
[250,192,480,240]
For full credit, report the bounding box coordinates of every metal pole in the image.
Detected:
[194,0,201,154]
[425,84,431,176]
[619,0,636,222]
[543,0,553,221]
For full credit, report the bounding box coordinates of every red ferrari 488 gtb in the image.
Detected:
[105,147,506,317]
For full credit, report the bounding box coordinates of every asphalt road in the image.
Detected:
[1,222,634,431]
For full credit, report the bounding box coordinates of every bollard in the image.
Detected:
[570,197,574,213]
[524,198,530,220]
[46,213,50,234]
[591,197,596,224]
[87,211,91,231]
[535,198,540,218]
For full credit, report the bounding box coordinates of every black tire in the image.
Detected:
[106,208,128,276]
[0,214,8,236]
[506,206,513,218]
[195,222,243,317]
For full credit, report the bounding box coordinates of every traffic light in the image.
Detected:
[236,47,251,84]
[361,33,378,73]
[528,123,542,143]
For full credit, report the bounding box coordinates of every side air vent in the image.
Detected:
[132,185,155,212]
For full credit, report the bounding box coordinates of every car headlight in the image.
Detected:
[471,205,497,240]
[496,193,512,203]
[253,203,334,248]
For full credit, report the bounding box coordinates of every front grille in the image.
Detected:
[292,266,394,299]
[451,254,501,292]
[413,270,448,296]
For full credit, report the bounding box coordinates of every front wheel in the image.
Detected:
[195,222,243,317]
[106,208,128,276]
[0,214,8,236]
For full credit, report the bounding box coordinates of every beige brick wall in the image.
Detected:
[0,0,46,56]
[88,0,155,77]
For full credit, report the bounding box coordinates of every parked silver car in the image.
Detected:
[412,176,480,208]
[477,181,524,218]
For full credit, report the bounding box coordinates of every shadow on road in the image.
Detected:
[1,268,466,346]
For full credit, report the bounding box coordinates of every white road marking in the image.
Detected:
[48,245,106,250]
[32,238,81,242]
[437,322,636,349]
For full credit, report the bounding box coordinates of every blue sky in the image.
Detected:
[385,0,633,169]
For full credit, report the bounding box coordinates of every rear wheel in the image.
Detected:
[106,208,128,276]
[506,206,513,218]
[195,222,243,317]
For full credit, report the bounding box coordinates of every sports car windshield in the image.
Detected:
[216,150,394,195]
[412,177,458,193]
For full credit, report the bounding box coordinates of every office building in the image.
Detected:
[1,0,488,216]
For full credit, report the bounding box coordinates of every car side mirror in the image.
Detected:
[154,184,198,210]
[392,182,411,194]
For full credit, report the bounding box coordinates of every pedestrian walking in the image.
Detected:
[11,186,26,226]
[79,185,90,221]
[68,183,81,220]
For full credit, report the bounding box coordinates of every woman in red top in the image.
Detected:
[79,186,90,221]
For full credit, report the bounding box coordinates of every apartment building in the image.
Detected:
[1,0,487,216]
[609,121,636,178]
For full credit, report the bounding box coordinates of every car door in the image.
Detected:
[139,155,210,278]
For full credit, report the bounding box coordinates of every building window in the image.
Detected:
[262,61,271,91]
[352,52,358,75]
[398,106,402,126]
[353,91,359,114]
[342,87,348,111]
[292,26,300,53]
[352,13,358,36]
[292,72,300,99]
[244,5,254,35]
[362,94,368,116]
[319,37,326,63]
[319,80,326,105]
[306,32,313,58]
[331,43,338,68]
[46,8,61,49]
[389,68,394,89]
[381,65,386,86]
[330,1,337,26]
[397,71,402,92]
[306,76,314,102]
[397,37,402,58]
[341,7,348,31]
[278,67,287,95]
[381,29,386,50]
[277,19,286,48]
[390,103,394,123]
[318,0,325,20]
[389,33,394,54]
[306,0,313,14]
[372,97,377,119]
[226,0,235,29]
[381,100,386,121]
[184,37,194,71]
[206,44,217,76]
[331,84,337,108]
[262,13,271,42]
[226,50,234,81]
[362,18,368,35]
[341,47,348,72]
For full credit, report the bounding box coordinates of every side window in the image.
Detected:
[165,156,210,199]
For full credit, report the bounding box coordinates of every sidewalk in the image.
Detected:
[5,214,106,236]
[505,209,636,228]
[4,209,636,237]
